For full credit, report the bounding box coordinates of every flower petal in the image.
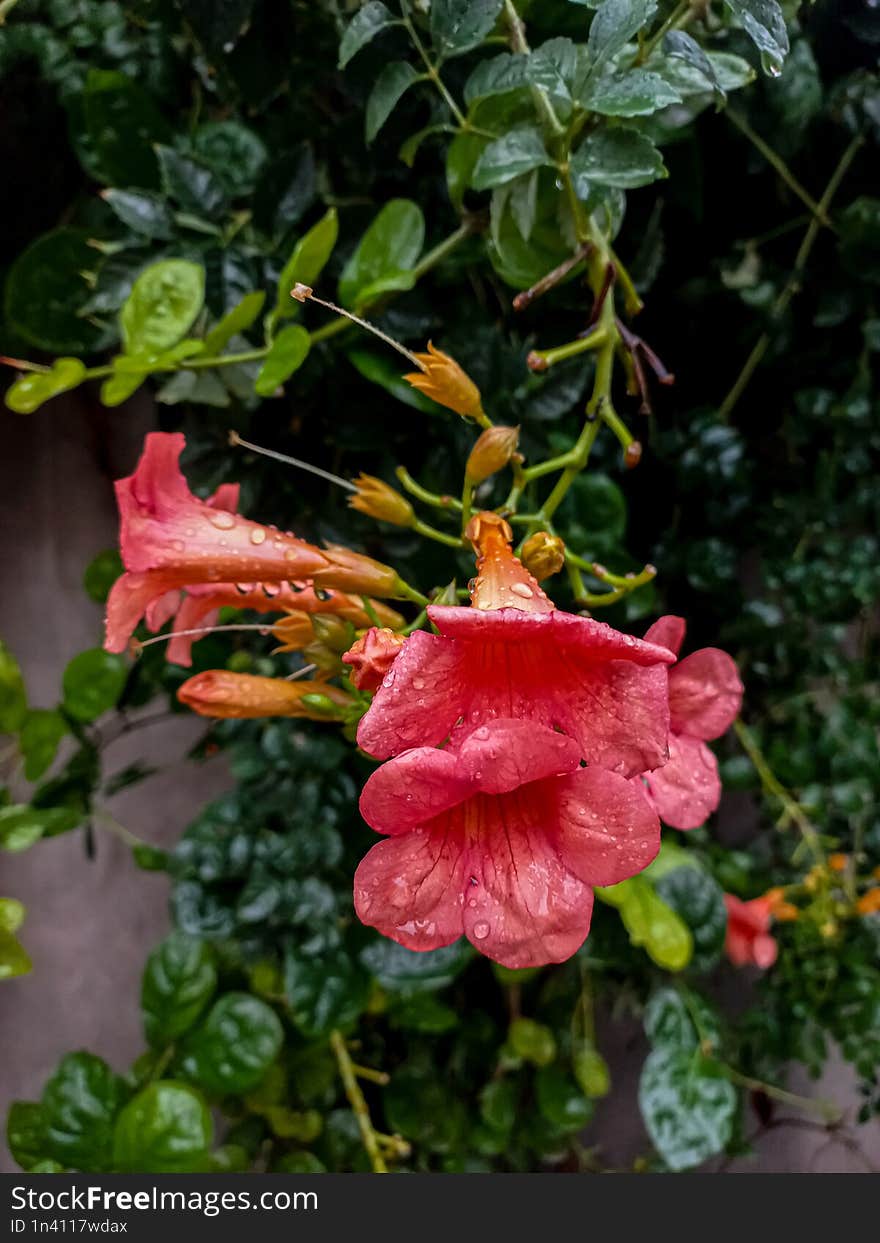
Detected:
[356,629,467,759]
[462,788,594,969]
[458,719,581,793]
[668,647,743,739]
[644,614,686,657]
[644,733,721,830]
[552,767,660,886]
[359,747,475,836]
[353,825,468,952]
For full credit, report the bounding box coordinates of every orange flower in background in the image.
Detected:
[856,889,880,916]
[404,342,484,420]
[177,670,353,720]
[828,853,849,873]
[723,894,778,969]
[349,474,415,527]
[342,626,406,691]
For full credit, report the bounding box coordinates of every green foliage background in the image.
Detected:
[1,0,879,1173]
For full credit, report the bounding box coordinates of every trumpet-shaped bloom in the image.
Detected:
[723,894,777,969]
[354,718,660,968]
[641,615,743,830]
[105,432,403,652]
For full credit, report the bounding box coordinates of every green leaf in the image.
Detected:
[346,348,440,412]
[284,946,369,1038]
[644,986,723,1053]
[82,69,171,188]
[83,549,124,605]
[41,1053,126,1171]
[0,924,32,980]
[662,31,724,99]
[120,260,206,357]
[0,898,25,935]
[141,933,218,1048]
[582,0,657,83]
[597,876,693,970]
[254,143,316,243]
[479,1079,517,1135]
[565,471,627,541]
[582,68,682,116]
[113,1082,212,1173]
[101,190,174,240]
[338,199,425,310]
[0,804,76,852]
[272,208,339,326]
[508,1017,556,1066]
[722,0,789,76]
[181,992,283,1095]
[203,291,266,354]
[155,145,227,219]
[100,361,149,408]
[472,126,552,190]
[465,53,528,103]
[359,938,472,992]
[7,1101,48,1170]
[61,649,128,723]
[339,1,396,68]
[655,865,728,972]
[5,358,87,415]
[254,324,311,396]
[526,38,578,115]
[19,711,68,782]
[639,1047,737,1170]
[535,1065,594,1132]
[0,640,27,733]
[3,229,104,354]
[573,1041,611,1098]
[385,1068,466,1152]
[192,121,268,196]
[431,0,503,56]
[570,128,667,190]
[176,0,255,55]
[366,61,421,142]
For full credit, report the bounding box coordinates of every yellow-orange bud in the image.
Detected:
[349,473,415,528]
[856,889,880,916]
[465,426,519,484]
[520,531,566,582]
[404,342,483,420]
[312,544,404,599]
[177,670,351,720]
[828,853,849,873]
[272,611,315,653]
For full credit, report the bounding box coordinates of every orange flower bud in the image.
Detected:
[404,342,483,420]
[828,853,849,873]
[773,902,800,923]
[526,351,548,373]
[349,473,415,528]
[312,544,405,599]
[465,426,519,484]
[272,611,315,653]
[856,889,880,916]
[342,627,406,691]
[466,511,554,614]
[520,531,566,582]
[177,670,352,720]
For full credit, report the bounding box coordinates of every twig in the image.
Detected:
[330,1029,388,1173]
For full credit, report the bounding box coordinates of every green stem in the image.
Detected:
[461,476,475,533]
[329,1030,388,1174]
[718,134,863,423]
[726,110,831,228]
[503,0,564,138]
[528,328,608,370]
[395,466,462,512]
[412,518,463,549]
[401,2,468,128]
[412,219,477,280]
[635,0,691,65]
[733,718,824,863]
[723,1066,842,1124]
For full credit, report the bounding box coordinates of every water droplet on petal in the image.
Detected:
[510,582,533,599]
[209,510,236,530]
[412,677,426,690]
[473,921,490,940]
[249,528,267,545]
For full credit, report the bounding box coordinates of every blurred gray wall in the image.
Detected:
[0,392,876,1172]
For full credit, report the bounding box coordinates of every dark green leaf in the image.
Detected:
[254,143,316,243]
[385,1068,465,1151]
[192,121,268,196]
[155,145,227,219]
[465,53,528,103]
[582,68,681,116]
[83,549,124,606]
[181,992,283,1095]
[61,649,128,722]
[359,937,472,992]
[141,933,217,1048]
[255,324,311,396]
[655,866,728,971]
[570,128,667,190]
[7,1101,48,1171]
[366,61,421,142]
[19,710,67,782]
[479,1078,517,1134]
[535,1065,594,1131]
[526,38,577,114]
[0,640,27,733]
[82,69,171,188]
[113,1082,212,1173]
[346,347,440,413]
[472,127,552,190]
[284,946,369,1038]
[272,208,339,326]
[644,986,723,1053]
[176,0,256,54]
[339,2,396,68]
[3,229,104,354]
[582,0,657,84]
[338,199,424,309]
[120,260,206,356]
[639,1047,737,1170]
[662,31,724,98]
[41,1053,126,1171]
[431,0,503,56]
[101,190,175,240]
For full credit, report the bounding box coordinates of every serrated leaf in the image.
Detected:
[662,31,724,99]
[527,38,578,115]
[339,2,396,68]
[465,53,528,103]
[582,68,682,116]
[570,128,667,190]
[366,61,421,142]
[722,0,789,75]
[431,0,503,57]
[472,126,552,190]
[582,0,658,84]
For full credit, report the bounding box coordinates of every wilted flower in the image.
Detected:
[723,894,777,969]
[354,718,660,968]
[465,426,519,484]
[640,615,743,830]
[177,670,352,720]
[342,626,406,691]
[404,342,483,420]
[349,473,415,527]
